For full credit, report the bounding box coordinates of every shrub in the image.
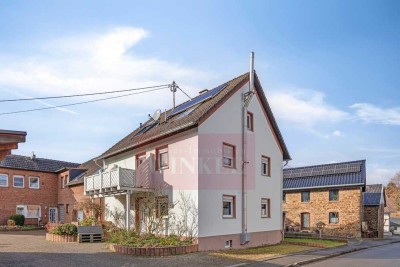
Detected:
[9,214,25,226]
[45,222,60,233]
[7,220,16,226]
[52,223,77,236]
[79,216,97,226]
[108,229,192,247]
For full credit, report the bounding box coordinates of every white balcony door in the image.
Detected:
[49,208,58,223]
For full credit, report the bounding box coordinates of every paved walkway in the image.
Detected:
[245,235,400,267]
[0,230,242,267]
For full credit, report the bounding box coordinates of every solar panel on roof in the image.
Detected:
[170,83,227,117]
[135,122,157,136]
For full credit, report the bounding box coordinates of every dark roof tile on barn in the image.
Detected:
[0,154,79,173]
[363,184,384,206]
[97,72,291,161]
[283,160,366,190]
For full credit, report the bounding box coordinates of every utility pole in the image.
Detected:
[169,81,177,109]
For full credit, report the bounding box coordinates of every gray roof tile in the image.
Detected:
[0,154,79,173]
[363,184,383,206]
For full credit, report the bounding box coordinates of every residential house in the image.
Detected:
[283,160,366,238]
[0,130,26,160]
[0,154,79,225]
[83,71,291,250]
[57,159,101,223]
[363,184,385,238]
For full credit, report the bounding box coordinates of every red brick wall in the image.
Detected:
[0,167,58,225]
[57,171,90,223]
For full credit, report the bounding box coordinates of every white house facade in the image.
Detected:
[84,69,290,250]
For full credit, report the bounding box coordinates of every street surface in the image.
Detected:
[305,241,400,267]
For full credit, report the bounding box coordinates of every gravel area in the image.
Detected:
[0,230,242,267]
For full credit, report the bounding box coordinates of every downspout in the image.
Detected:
[241,52,255,245]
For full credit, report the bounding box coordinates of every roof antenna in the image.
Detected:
[169,81,178,109]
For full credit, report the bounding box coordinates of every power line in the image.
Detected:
[0,86,168,116]
[0,84,170,102]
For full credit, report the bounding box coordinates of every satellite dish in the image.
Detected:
[152,109,161,121]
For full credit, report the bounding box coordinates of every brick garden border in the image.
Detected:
[46,233,77,242]
[110,244,198,256]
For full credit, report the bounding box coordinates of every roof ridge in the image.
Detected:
[7,154,79,165]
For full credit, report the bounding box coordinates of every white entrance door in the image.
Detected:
[77,210,84,222]
[49,208,58,223]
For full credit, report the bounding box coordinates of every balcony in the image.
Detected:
[84,154,155,196]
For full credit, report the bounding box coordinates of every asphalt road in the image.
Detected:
[305,242,400,267]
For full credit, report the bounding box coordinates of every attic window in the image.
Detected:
[135,122,157,136]
[173,105,198,120]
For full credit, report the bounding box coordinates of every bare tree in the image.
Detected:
[171,191,198,241]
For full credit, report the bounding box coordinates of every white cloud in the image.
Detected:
[0,27,211,113]
[332,130,343,137]
[367,167,398,185]
[351,103,400,126]
[268,89,348,127]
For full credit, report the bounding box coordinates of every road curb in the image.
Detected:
[284,239,400,266]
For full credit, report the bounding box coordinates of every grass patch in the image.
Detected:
[284,237,346,248]
[209,243,315,261]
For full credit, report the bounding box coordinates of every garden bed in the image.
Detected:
[46,233,77,242]
[110,243,198,256]
[0,225,43,231]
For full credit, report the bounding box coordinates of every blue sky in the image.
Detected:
[0,1,399,184]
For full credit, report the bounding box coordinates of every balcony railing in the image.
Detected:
[84,166,135,195]
[84,154,155,196]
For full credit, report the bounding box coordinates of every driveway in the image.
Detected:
[0,231,241,267]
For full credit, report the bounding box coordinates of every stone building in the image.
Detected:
[363,184,385,238]
[283,160,366,238]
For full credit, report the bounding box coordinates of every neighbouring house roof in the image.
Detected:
[0,154,79,173]
[67,158,101,186]
[363,184,384,206]
[283,160,366,191]
[97,72,291,161]
[0,129,27,160]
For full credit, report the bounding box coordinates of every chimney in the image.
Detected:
[30,151,36,160]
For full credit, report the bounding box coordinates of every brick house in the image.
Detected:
[57,159,101,223]
[363,184,385,238]
[283,160,366,238]
[0,154,79,225]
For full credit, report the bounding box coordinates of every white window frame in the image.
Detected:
[261,198,270,218]
[0,174,8,187]
[329,212,339,224]
[157,147,169,169]
[223,195,235,218]
[16,205,25,216]
[13,175,24,188]
[29,176,40,189]
[223,143,235,168]
[261,156,271,176]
